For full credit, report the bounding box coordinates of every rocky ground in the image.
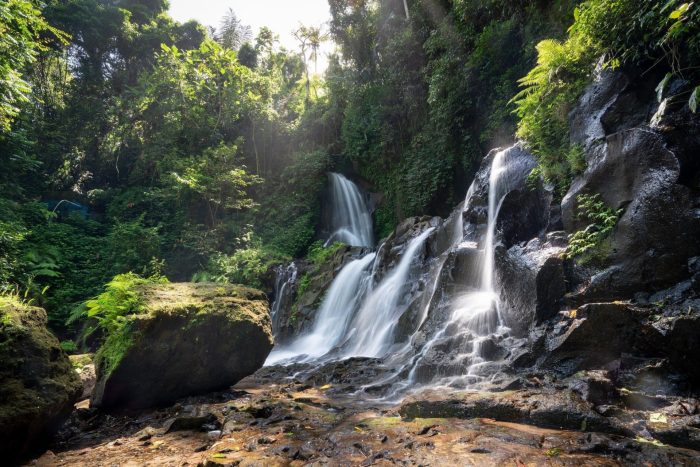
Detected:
[28,363,700,467]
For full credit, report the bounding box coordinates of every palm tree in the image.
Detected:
[217,8,252,50]
[294,25,328,100]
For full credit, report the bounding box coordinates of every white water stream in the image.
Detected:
[326,173,374,248]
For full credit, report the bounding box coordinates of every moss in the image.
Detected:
[95,321,134,378]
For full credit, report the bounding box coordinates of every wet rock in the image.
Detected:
[399,389,622,434]
[564,69,700,301]
[566,370,618,406]
[496,233,567,336]
[91,284,273,410]
[0,299,82,462]
[646,414,700,451]
[659,309,700,387]
[543,303,663,375]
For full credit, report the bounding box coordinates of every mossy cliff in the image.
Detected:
[91,283,273,410]
[0,297,82,462]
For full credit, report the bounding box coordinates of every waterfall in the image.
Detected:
[326,173,374,247]
[270,262,298,336]
[265,253,376,365]
[397,146,532,390]
[342,228,434,358]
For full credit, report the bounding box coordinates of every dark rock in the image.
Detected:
[164,410,220,433]
[0,299,82,462]
[399,389,623,434]
[566,371,617,406]
[646,414,700,451]
[496,233,567,336]
[543,303,663,375]
[661,310,700,387]
[91,284,273,410]
[564,69,700,302]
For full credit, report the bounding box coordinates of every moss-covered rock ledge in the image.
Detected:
[0,297,82,462]
[91,283,273,410]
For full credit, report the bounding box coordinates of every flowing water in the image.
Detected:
[269,262,298,336]
[268,147,534,396]
[266,253,376,365]
[325,173,374,248]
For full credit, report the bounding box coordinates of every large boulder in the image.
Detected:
[496,232,567,336]
[542,303,664,376]
[0,298,82,462]
[91,283,273,410]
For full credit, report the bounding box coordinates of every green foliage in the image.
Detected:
[0,0,67,131]
[514,0,700,191]
[71,272,167,337]
[306,241,345,267]
[193,244,288,289]
[565,194,623,261]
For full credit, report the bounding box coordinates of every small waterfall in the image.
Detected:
[270,262,298,336]
[342,228,434,358]
[265,253,376,365]
[326,173,374,247]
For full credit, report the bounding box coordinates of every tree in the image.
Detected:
[0,0,67,132]
[294,25,328,100]
[217,8,253,50]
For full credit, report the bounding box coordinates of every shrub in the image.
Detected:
[565,193,622,261]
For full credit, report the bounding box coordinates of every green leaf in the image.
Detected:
[690,86,699,113]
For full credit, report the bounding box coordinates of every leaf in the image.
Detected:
[656,73,673,102]
[690,86,699,113]
[670,2,691,18]
[649,413,668,424]
[319,384,332,390]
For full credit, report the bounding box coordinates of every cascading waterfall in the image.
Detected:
[342,228,434,358]
[266,253,376,365]
[325,173,374,248]
[267,145,535,398]
[375,146,530,396]
[269,262,298,336]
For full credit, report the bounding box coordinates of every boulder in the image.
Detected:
[543,303,664,375]
[0,298,82,462]
[91,283,273,410]
[496,232,567,336]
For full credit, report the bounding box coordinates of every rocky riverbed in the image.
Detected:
[28,362,700,467]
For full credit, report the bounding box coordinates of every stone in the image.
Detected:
[70,354,96,400]
[0,298,82,462]
[91,283,273,410]
[563,69,700,302]
[496,233,567,336]
[543,303,664,376]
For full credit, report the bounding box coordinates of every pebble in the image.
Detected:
[207,430,222,440]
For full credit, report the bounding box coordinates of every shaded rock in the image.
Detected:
[164,409,220,433]
[543,303,663,375]
[91,284,273,410]
[660,310,700,387]
[566,370,617,406]
[646,414,700,451]
[70,354,96,400]
[0,299,82,462]
[496,232,567,336]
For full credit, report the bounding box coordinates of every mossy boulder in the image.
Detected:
[91,283,273,410]
[0,298,82,462]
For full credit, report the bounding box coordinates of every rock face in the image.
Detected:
[0,298,82,462]
[495,232,567,336]
[91,283,273,410]
[564,69,700,301]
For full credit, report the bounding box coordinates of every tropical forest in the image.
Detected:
[2,0,700,464]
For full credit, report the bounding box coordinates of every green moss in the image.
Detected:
[95,321,134,378]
